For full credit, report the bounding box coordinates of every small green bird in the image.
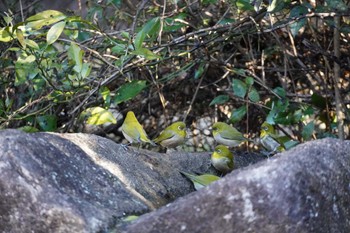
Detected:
[180,171,220,190]
[211,145,234,173]
[121,111,155,146]
[260,122,284,153]
[212,122,248,147]
[153,122,187,148]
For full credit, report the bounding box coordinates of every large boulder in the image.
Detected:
[123,138,350,233]
[2,129,349,233]
[0,129,262,232]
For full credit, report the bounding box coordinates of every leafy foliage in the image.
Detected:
[0,0,349,151]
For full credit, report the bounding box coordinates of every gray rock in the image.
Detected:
[123,138,350,233]
[0,129,263,232]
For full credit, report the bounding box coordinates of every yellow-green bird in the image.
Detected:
[260,122,284,153]
[121,111,155,146]
[211,145,234,173]
[180,171,220,190]
[212,122,248,147]
[153,122,187,148]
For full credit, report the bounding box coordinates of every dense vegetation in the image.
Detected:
[1,0,349,151]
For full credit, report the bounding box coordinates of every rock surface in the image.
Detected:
[123,138,350,233]
[3,129,349,233]
[0,129,262,232]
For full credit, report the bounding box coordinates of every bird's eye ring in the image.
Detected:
[216,149,221,153]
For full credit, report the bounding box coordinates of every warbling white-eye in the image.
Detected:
[180,171,220,190]
[211,145,234,173]
[153,121,187,148]
[212,122,248,147]
[121,111,155,146]
[260,122,284,153]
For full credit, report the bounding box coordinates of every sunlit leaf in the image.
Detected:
[122,215,139,222]
[209,95,229,106]
[0,27,13,42]
[25,39,39,49]
[100,87,111,106]
[114,80,147,104]
[47,21,66,45]
[268,0,289,13]
[26,10,66,29]
[68,42,83,72]
[85,107,117,125]
[16,29,26,48]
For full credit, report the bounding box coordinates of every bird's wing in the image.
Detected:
[220,128,246,141]
[122,125,141,142]
[154,129,174,142]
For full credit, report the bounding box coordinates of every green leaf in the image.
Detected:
[325,0,348,12]
[134,17,160,49]
[248,87,260,103]
[25,39,40,49]
[37,115,57,131]
[202,0,217,4]
[16,29,26,48]
[236,0,254,11]
[18,126,40,133]
[114,80,147,104]
[80,63,91,79]
[47,21,66,45]
[26,10,66,29]
[111,44,127,55]
[245,76,254,86]
[194,63,205,79]
[0,27,13,42]
[15,54,36,86]
[68,42,83,73]
[232,79,247,98]
[230,105,247,123]
[163,14,187,32]
[283,140,299,150]
[233,68,246,76]
[100,87,111,106]
[272,87,286,98]
[131,48,161,60]
[289,5,308,36]
[268,0,290,13]
[209,95,229,106]
[122,215,139,222]
[302,121,314,140]
[85,107,117,125]
[266,99,289,124]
